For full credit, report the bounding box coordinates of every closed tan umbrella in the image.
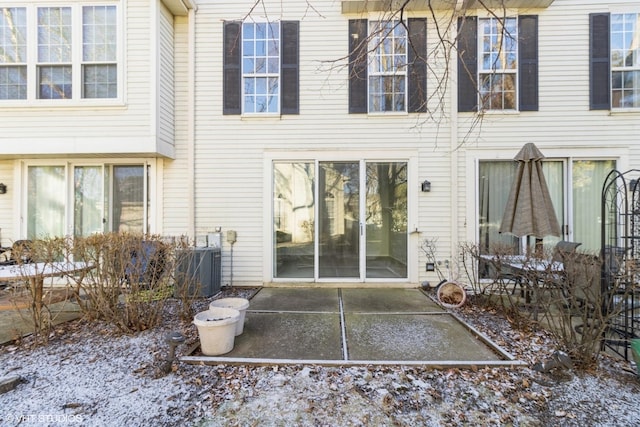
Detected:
[499,143,561,238]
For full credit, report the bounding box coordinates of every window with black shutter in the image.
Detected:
[223,20,299,115]
[457,15,538,112]
[348,18,427,114]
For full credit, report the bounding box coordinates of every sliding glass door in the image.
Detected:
[478,158,615,259]
[26,163,148,239]
[273,160,408,281]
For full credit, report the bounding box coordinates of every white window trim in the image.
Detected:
[610,12,640,111]
[477,16,519,112]
[17,159,155,239]
[466,146,628,246]
[241,20,282,116]
[366,19,408,114]
[0,2,123,107]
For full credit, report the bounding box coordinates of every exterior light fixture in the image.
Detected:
[421,180,431,192]
[0,183,6,194]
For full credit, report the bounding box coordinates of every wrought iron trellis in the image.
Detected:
[601,169,640,361]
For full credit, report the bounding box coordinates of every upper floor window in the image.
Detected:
[0,4,118,102]
[0,7,27,99]
[349,18,427,114]
[590,12,640,110]
[479,17,518,110]
[223,20,299,115]
[242,22,280,114]
[368,21,407,113]
[458,15,538,112]
[611,13,639,108]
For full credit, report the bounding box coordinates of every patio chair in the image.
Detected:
[551,240,582,263]
[124,241,167,289]
[539,240,582,300]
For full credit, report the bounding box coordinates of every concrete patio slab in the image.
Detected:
[248,287,339,312]
[224,312,343,360]
[341,288,443,313]
[182,287,523,366]
[345,313,500,361]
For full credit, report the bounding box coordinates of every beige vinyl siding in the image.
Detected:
[0,0,170,158]
[459,1,639,246]
[162,15,191,236]
[0,162,14,246]
[158,3,176,150]
[177,1,455,285]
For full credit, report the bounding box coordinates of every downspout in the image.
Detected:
[187,5,196,239]
[450,2,462,265]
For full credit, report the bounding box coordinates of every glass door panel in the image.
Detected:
[27,166,65,239]
[318,162,360,279]
[273,162,315,278]
[110,165,145,233]
[74,166,103,237]
[572,160,615,252]
[365,162,408,278]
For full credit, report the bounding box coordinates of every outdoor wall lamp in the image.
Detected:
[0,183,6,194]
[421,180,431,192]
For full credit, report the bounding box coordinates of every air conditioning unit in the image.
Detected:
[175,247,221,297]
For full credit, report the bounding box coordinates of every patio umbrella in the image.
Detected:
[499,143,561,238]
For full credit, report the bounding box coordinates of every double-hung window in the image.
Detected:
[223,20,299,115]
[242,22,280,114]
[348,18,427,114]
[0,3,118,102]
[478,17,518,110]
[611,13,640,108]
[81,6,118,99]
[590,12,640,110]
[458,15,538,112]
[0,7,27,99]
[368,21,407,113]
[37,7,73,99]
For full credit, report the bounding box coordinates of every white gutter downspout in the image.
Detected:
[187,5,196,239]
[450,1,463,264]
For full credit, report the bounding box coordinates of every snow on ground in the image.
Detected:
[0,291,639,427]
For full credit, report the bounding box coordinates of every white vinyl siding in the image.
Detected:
[158,3,175,147]
[0,0,173,158]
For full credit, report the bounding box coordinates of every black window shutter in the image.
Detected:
[408,18,427,113]
[223,21,242,115]
[590,13,610,110]
[349,19,368,114]
[518,15,538,111]
[457,17,478,112]
[281,21,299,114]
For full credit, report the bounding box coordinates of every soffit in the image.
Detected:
[161,0,196,16]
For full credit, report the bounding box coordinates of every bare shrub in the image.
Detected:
[538,249,636,369]
[460,242,637,370]
[9,237,72,341]
[70,233,187,333]
[460,242,532,329]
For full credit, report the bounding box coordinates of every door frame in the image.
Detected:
[264,150,418,284]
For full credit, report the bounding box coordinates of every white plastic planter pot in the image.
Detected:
[193,307,239,355]
[209,297,250,335]
[436,281,467,309]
